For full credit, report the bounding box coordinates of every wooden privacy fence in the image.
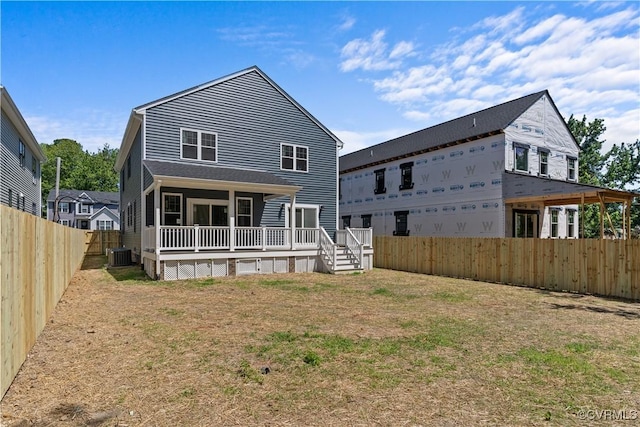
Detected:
[1,205,86,397]
[85,230,121,255]
[374,236,640,301]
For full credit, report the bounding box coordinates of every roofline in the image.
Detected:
[149,174,303,195]
[340,129,505,173]
[540,90,580,151]
[131,66,343,148]
[1,86,46,162]
[114,111,142,171]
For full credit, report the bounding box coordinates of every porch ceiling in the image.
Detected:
[502,171,638,206]
[144,160,302,196]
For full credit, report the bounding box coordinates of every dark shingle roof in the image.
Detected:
[46,189,119,204]
[340,90,549,172]
[143,160,297,188]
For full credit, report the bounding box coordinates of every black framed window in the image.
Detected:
[374,168,386,194]
[393,210,409,236]
[361,214,371,228]
[19,140,25,167]
[342,215,351,229]
[399,162,414,190]
[514,143,529,172]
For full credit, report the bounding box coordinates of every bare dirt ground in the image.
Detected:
[1,256,639,426]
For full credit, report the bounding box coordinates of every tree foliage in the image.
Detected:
[40,139,119,214]
[566,116,640,237]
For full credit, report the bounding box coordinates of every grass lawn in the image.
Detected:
[2,256,639,426]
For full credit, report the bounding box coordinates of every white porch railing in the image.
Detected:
[336,228,372,247]
[319,226,337,269]
[145,226,320,252]
[344,227,363,268]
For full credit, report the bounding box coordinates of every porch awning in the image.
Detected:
[143,160,302,196]
[502,171,638,206]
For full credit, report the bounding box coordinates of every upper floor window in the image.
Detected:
[374,168,386,194]
[127,155,132,178]
[32,157,37,182]
[59,202,69,213]
[539,149,549,177]
[567,156,577,181]
[399,162,414,190]
[79,203,91,214]
[19,140,25,167]
[393,210,409,236]
[121,170,125,191]
[550,209,559,238]
[514,143,529,172]
[181,129,217,162]
[97,220,113,230]
[281,143,308,172]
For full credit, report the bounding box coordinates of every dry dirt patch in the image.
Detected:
[1,256,639,426]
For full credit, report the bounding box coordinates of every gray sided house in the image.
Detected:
[116,66,372,280]
[46,189,120,230]
[340,90,635,239]
[1,86,46,215]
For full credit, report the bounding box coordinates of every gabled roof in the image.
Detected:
[115,66,343,170]
[89,206,120,221]
[46,189,119,204]
[1,86,46,162]
[340,90,570,172]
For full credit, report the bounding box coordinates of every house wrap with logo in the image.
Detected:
[339,90,586,239]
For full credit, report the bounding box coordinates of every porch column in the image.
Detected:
[290,192,296,250]
[154,181,161,278]
[229,190,235,251]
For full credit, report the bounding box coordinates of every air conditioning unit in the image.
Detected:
[108,248,131,267]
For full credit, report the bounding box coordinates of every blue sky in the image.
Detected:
[1,1,638,156]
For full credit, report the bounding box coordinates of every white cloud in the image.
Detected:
[334,128,414,155]
[338,15,356,31]
[25,109,128,154]
[340,29,415,72]
[341,3,640,151]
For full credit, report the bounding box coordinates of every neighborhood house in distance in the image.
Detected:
[339,90,635,239]
[116,66,373,280]
[46,189,120,230]
[1,86,45,215]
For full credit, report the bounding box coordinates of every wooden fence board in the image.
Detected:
[1,206,86,397]
[373,235,639,301]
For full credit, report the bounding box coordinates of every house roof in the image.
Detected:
[115,66,343,171]
[340,90,574,173]
[144,160,299,191]
[46,189,119,204]
[1,86,46,162]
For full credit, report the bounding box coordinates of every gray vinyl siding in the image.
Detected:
[144,70,338,234]
[119,128,143,255]
[1,110,41,215]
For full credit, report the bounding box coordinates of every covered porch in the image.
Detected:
[140,160,373,279]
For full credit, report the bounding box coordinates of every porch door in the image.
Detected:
[514,210,538,238]
[193,204,212,226]
[212,205,228,226]
[188,199,229,226]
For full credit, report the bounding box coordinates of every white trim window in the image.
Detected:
[60,219,71,226]
[181,129,217,162]
[567,209,576,238]
[163,193,183,226]
[59,202,69,213]
[550,209,560,238]
[284,203,318,228]
[80,203,91,214]
[236,197,253,227]
[97,220,114,230]
[281,143,308,172]
[539,149,549,177]
[567,156,577,181]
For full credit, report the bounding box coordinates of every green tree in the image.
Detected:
[40,139,119,216]
[603,140,640,237]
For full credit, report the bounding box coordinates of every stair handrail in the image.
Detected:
[319,226,337,271]
[344,227,363,269]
